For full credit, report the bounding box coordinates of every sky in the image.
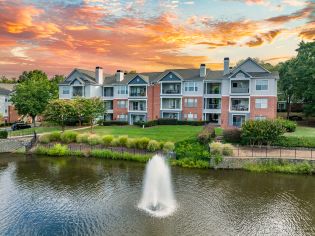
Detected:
[0,0,314,77]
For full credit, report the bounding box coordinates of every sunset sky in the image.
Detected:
[0,0,314,77]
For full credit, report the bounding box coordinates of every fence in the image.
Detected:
[43,143,163,156]
[231,145,314,160]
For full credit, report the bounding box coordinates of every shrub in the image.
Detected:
[49,132,61,142]
[60,131,78,143]
[0,130,8,139]
[39,134,50,144]
[47,144,69,156]
[159,142,165,150]
[110,138,120,147]
[241,120,285,146]
[147,140,160,152]
[223,129,241,143]
[126,138,137,148]
[134,119,205,127]
[136,137,150,149]
[276,118,297,132]
[170,158,210,168]
[90,149,151,162]
[222,143,234,156]
[273,136,315,148]
[88,134,102,145]
[197,124,215,144]
[213,154,223,165]
[163,141,175,153]
[102,135,114,146]
[102,121,128,126]
[175,138,209,160]
[76,133,89,143]
[118,135,128,147]
[209,142,223,155]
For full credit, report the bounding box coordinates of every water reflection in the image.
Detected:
[0,154,314,236]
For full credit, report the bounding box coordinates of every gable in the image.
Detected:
[230,70,250,79]
[128,75,148,85]
[159,72,181,82]
[70,78,83,85]
[64,70,84,84]
[236,59,269,73]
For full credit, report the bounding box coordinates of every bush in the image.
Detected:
[102,121,128,126]
[214,154,223,165]
[170,158,210,168]
[126,138,137,148]
[135,137,150,149]
[76,133,89,143]
[175,138,209,160]
[110,138,120,147]
[222,143,234,156]
[118,135,128,146]
[102,135,114,146]
[223,129,241,143]
[134,119,205,127]
[147,140,160,152]
[197,124,215,144]
[209,142,223,155]
[241,120,285,146]
[276,118,297,132]
[0,130,8,139]
[49,132,61,142]
[60,131,78,143]
[163,142,175,152]
[39,134,50,144]
[88,134,102,145]
[90,149,151,162]
[47,144,69,156]
[273,136,315,148]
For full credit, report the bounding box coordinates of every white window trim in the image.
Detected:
[229,96,250,113]
[128,99,147,112]
[255,79,269,91]
[160,97,182,110]
[128,84,148,98]
[160,81,182,96]
[255,98,268,109]
[232,114,247,127]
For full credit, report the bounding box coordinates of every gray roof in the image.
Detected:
[0,88,11,96]
[59,68,111,85]
[0,83,15,91]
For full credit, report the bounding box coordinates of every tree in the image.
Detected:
[72,97,89,127]
[10,70,53,126]
[50,75,65,99]
[43,99,75,131]
[76,98,105,132]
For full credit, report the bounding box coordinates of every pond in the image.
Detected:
[0,154,314,235]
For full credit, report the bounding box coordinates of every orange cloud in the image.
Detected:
[246,29,282,47]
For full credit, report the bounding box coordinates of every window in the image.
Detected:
[117,100,127,108]
[117,114,128,121]
[184,82,198,92]
[4,98,7,102]
[62,88,70,95]
[184,113,197,120]
[103,87,113,97]
[255,98,268,109]
[184,98,197,107]
[104,101,113,110]
[256,80,268,90]
[255,116,266,120]
[117,86,128,95]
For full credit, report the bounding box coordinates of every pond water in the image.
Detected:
[0,155,314,236]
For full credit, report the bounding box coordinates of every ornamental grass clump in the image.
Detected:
[102,135,114,147]
[147,140,160,152]
[88,134,102,145]
[126,138,137,148]
[110,138,120,147]
[209,142,223,155]
[118,135,128,147]
[136,137,150,149]
[222,143,234,156]
[60,131,78,143]
[39,134,50,144]
[163,142,175,152]
[47,144,70,156]
[76,133,89,144]
[49,132,61,142]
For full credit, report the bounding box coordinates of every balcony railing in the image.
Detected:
[231,87,249,93]
[205,104,221,109]
[129,92,146,97]
[231,105,249,111]
[162,89,181,94]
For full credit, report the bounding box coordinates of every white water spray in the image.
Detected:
[138,155,176,217]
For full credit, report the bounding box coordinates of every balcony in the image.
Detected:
[129,101,146,112]
[129,86,146,97]
[72,86,83,97]
[161,98,181,110]
[161,83,181,95]
[204,98,221,110]
[231,81,249,94]
[103,87,113,97]
[204,83,221,95]
[230,98,249,111]
[104,101,113,110]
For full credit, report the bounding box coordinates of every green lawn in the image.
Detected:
[78,125,203,142]
[9,126,83,137]
[285,126,315,137]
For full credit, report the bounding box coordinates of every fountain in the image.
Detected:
[138,155,176,217]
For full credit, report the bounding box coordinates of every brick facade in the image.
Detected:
[147,84,160,120]
[220,96,230,129]
[8,105,20,123]
[250,96,277,120]
[113,99,128,120]
[182,96,203,121]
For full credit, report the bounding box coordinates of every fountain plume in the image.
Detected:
[138,155,176,217]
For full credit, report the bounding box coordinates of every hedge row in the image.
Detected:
[38,131,175,152]
[134,119,206,127]
[98,120,129,126]
[0,130,8,139]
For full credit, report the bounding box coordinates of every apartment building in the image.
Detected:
[59,57,279,128]
[0,85,20,123]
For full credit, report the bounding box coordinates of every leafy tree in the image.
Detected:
[11,70,53,126]
[72,97,89,127]
[50,75,65,99]
[75,98,105,132]
[44,99,75,131]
